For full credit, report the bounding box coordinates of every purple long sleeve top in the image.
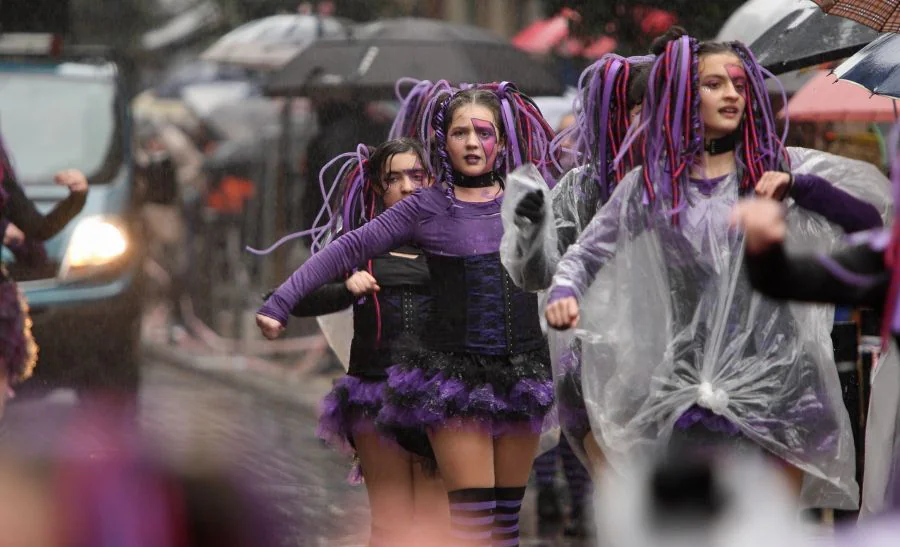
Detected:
[260,186,506,325]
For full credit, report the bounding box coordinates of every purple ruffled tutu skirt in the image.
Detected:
[377,346,555,460]
[316,375,387,455]
[0,280,38,384]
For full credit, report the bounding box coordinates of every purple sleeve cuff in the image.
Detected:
[789,173,883,233]
[548,285,578,305]
[257,296,290,326]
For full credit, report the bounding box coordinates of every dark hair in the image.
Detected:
[641,34,787,216]
[365,137,428,193]
[627,62,652,111]
[649,26,689,56]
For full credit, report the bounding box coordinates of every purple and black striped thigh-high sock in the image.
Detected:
[532,446,558,488]
[559,435,591,514]
[493,486,527,547]
[448,488,495,546]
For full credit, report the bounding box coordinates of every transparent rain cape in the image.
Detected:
[501,148,891,474]
[545,157,882,509]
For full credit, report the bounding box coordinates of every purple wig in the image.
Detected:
[641,36,788,219]
[247,139,430,256]
[551,53,654,199]
[429,82,558,187]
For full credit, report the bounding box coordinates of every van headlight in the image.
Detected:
[59,216,129,280]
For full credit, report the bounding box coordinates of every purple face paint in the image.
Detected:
[471,118,498,161]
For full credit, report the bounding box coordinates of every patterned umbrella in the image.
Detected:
[813,0,900,33]
[750,3,880,74]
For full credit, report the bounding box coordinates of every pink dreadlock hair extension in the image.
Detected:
[430,82,558,188]
[550,54,654,200]
[641,36,788,223]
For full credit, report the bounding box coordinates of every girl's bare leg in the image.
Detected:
[354,432,416,547]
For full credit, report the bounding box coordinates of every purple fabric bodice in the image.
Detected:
[261,186,508,325]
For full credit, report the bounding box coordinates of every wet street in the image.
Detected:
[4,354,588,547]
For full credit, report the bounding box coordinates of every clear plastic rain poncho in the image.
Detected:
[539,148,895,509]
[501,147,892,473]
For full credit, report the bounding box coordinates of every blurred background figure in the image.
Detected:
[530,110,593,539]
[595,454,806,547]
[0,398,285,547]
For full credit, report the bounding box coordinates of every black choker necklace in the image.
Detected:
[704,132,738,155]
[453,171,497,188]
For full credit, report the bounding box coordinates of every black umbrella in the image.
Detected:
[834,33,900,100]
[749,4,881,75]
[266,17,565,98]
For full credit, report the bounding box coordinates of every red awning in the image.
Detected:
[785,71,898,122]
[582,36,617,59]
[512,8,580,55]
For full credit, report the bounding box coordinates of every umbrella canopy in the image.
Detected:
[181,81,258,119]
[154,59,251,99]
[784,71,897,122]
[813,0,900,33]
[200,14,349,70]
[266,17,565,98]
[750,3,881,75]
[716,0,802,43]
[834,33,900,99]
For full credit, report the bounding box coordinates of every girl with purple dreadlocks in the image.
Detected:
[0,135,88,416]
[501,54,653,481]
[258,81,556,547]
[543,32,887,510]
[267,138,449,546]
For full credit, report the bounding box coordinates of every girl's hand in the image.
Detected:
[754,171,792,201]
[256,314,286,340]
[345,271,380,296]
[54,169,89,195]
[545,297,580,330]
[729,199,787,255]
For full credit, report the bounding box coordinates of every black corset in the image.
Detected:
[347,246,432,378]
[424,252,545,355]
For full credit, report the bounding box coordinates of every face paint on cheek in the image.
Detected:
[471,118,497,160]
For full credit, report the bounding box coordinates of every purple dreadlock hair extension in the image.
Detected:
[492,82,558,184]
[642,36,787,222]
[387,79,457,181]
[551,54,654,199]
[730,41,790,184]
[429,83,556,188]
[245,147,362,256]
[388,79,456,143]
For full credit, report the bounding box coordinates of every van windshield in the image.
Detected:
[0,63,120,184]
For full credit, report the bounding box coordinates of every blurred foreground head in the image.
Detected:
[0,399,284,547]
[595,454,803,547]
